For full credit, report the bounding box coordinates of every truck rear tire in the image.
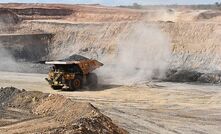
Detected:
[69,75,83,90]
[87,73,98,89]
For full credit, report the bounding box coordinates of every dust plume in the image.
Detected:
[0,44,21,72]
[97,22,171,85]
[0,22,20,72]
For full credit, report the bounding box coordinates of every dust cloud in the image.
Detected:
[0,23,19,72]
[97,22,172,85]
[0,44,48,73]
[0,44,21,72]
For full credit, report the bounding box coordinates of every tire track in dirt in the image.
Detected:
[0,72,221,133]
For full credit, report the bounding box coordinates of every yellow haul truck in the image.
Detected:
[45,55,103,90]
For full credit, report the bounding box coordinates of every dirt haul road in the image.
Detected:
[0,71,221,134]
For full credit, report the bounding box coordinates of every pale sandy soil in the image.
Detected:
[1,4,221,134]
[0,71,221,134]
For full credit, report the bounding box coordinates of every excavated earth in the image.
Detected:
[0,3,221,134]
[1,4,221,82]
[0,72,221,134]
[0,87,127,134]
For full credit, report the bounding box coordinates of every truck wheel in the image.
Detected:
[51,85,63,90]
[87,73,98,89]
[69,75,82,90]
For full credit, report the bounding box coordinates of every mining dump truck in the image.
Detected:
[45,55,103,90]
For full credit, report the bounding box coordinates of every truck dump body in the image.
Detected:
[45,59,103,74]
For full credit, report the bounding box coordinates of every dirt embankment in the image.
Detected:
[2,19,221,83]
[19,21,221,79]
[19,20,221,71]
[1,4,221,83]
[0,9,19,23]
[160,22,221,82]
[0,9,20,32]
[0,3,144,22]
[194,10,221,21]
[20,21,127,60]
[0,33,53,62]
[0,87,127,134]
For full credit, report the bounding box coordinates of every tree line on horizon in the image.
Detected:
[118,2,221,10]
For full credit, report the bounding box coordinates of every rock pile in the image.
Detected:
[0,87,127,134]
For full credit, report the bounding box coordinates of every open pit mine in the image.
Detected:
[0,3,221,134]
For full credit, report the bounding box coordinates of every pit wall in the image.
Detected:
[21,21,128,60]
[0,33,53,61]
[160,22,221,73]
[20,21,221,73]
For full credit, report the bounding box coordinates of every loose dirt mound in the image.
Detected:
[165,69,221,83]
[195,10,221,20]
[0,87,127,134]
[61,54,89,61]
[165,69,202,82]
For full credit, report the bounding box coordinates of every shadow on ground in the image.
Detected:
[59,84,122,92]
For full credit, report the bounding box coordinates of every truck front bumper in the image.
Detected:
[45,78,64,86]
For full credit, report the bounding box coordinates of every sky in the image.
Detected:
[0,0,219,6]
